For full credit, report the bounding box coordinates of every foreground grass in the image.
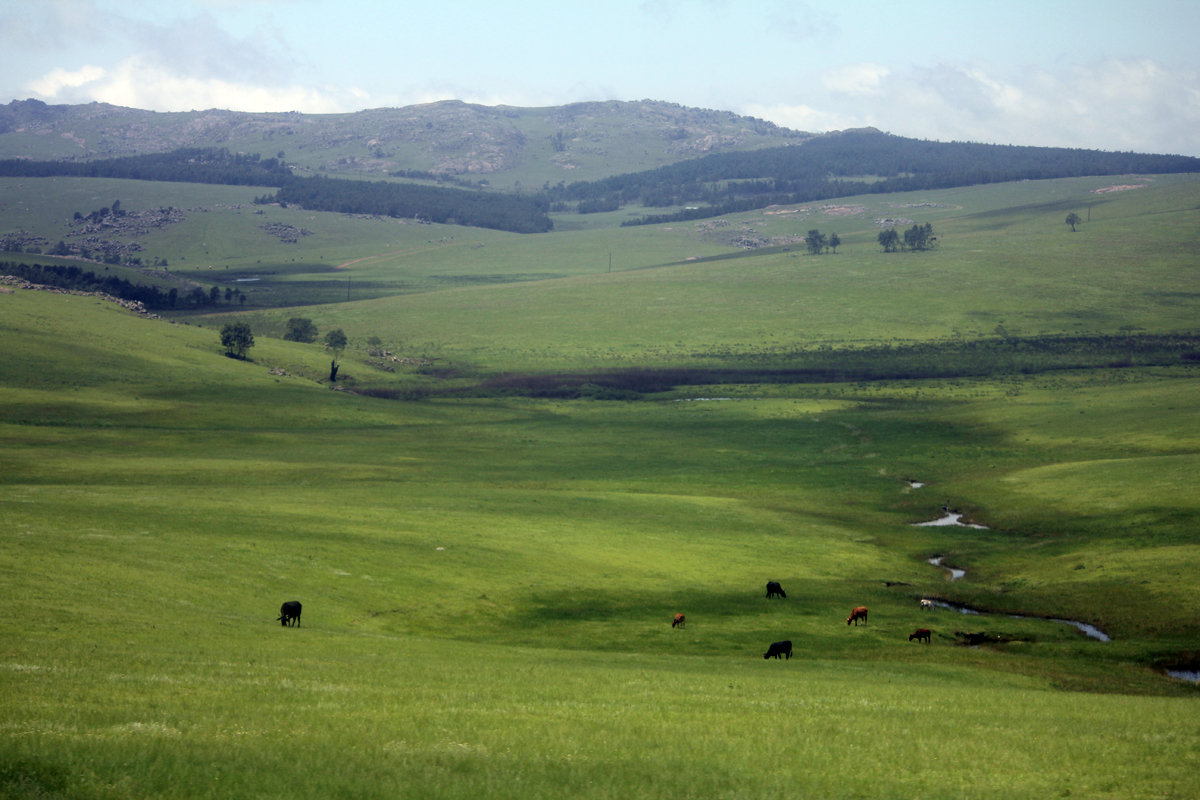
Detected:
[3,174,1200,797]
[4,631,1198,800]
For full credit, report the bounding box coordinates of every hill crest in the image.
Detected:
[0,97,814,185]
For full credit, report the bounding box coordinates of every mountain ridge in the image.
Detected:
[0,97,815,185]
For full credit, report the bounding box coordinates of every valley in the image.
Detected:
[1,114,1198,799]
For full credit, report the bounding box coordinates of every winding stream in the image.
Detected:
[914,513,988,529]
[927,556,966,580]
[923,599,1111,641]
[922,554,1110,641]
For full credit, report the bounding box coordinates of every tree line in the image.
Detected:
[539,130,1200,225]
[0,261,243,310]
[0,148,291,187]
[1,148,555,235]
[254,176,554,234]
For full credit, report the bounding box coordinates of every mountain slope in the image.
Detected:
[0,98,812,186]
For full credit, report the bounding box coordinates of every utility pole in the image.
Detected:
[347,276,351,302]
[608,253,611,273]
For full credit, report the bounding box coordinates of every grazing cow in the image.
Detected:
[278,600,302,627]
[847,606,868,626]
[764,640,792,660]
[765,581,786,599]
[909,628,932,644]
[920,599,934,611]
[672,613,686,628]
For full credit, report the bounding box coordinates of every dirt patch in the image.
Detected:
[816,204,869,216]
[1092,184,1147,194]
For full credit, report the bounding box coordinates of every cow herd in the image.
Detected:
[279,583,942,657]
[667,583,941,660]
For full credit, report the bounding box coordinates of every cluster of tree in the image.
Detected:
[254,176,553,234]
[537,130,1199,225]
[283,317,319,343]
[0,148,292,187]
[73,199,125,222]
[45,239,134,265]
[878,223,936,252]
[385,168,481,189]
[805,230,841,255]
[0,261,244,309]
[576,196,621,214]
[220,322,254,359]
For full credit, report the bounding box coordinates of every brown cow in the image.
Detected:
[672,613,686,628]
[847,606,868,626]
[909,628,932,644]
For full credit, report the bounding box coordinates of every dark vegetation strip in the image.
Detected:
[0,147,291,187]
[0,261,206,309]
[256,176,554,234]
[0,148,555,234]
[358,334,1200,401]
[543,130,1200,225]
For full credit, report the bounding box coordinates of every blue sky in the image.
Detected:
[3,0,1198,155]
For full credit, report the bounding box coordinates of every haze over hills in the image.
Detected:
[6,96,1197,239]
[3,89,1200,797]
[0,97,812,187]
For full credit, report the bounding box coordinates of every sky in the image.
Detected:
[3,0,1199,156]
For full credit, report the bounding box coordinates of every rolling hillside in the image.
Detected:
[1,129,1198,798]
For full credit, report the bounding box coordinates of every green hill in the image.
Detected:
[1,171,1198,799]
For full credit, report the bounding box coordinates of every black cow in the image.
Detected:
[278,600,302,627]
[764,640,792,660]
[765,581,786,599]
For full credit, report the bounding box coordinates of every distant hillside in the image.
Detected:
[0,98,812,186]
[550,129,1200,225]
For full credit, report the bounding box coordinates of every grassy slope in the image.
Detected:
[190,174,1200,370]
[2,175,1199,799]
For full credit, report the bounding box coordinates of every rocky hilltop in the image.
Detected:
[0,98,812,185]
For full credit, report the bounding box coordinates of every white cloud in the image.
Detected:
[822,63,890,95]
[27,65,108,97]
[740,101,861,134]
[26,56,349,113]
[754,58,1200,156]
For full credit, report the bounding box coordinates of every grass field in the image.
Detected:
[2,173,1199,798]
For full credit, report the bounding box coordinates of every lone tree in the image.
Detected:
[1066,212,1081,232]
[324,328,347,381]
[283,317,318,343]
[828,232,841,253]
[220,322,255,359]
[806,229,827,255]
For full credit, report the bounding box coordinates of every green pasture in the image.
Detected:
[3,173,1199,798]
[183,174,1200,371]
